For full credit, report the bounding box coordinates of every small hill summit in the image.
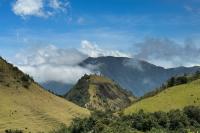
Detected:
[65,74,136,112]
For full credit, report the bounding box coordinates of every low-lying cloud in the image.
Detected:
[15,40,130,84]
[19,65,92,84]
[15,38,200,84]
[16,45,92,84]
[133,37,200,68]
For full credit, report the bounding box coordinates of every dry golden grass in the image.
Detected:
[0,82,90,133]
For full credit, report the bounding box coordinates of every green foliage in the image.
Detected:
[127,107,200,132]
[53,111,135,133]
[52,106,200,133]
[168,110,189,130]
[184,106,200,124]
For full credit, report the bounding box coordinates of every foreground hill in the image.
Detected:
[65,74,135,111]
[0,57,90,133]
[124,78,200,115]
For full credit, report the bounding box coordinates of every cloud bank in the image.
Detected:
[12,38,200,85]
[16,45,91,84]
[12,0,70,18]
[133,37,200,68]
[15,40,130,84]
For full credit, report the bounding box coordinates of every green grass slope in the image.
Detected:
[124,79,200,115]
[65,74,136,112]
[0,57,90,133]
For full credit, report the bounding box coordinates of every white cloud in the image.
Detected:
[12,0,70,18]
[49,0,69,10]
[79,40,132,58]
[20,65,92,84]
[16,45,92,84]
[12,0,44,17]
[16,45,87,66]
[14,41,131,84]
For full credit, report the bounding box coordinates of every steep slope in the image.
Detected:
[80,56,200,96]
[65,74,135,112]
[124,79,200,115]
[0,57,90,133]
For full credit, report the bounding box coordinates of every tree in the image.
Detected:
[167,77,175,87]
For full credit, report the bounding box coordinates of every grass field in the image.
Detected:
[124,79,200,115]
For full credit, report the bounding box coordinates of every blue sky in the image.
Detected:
[0,0,200,68]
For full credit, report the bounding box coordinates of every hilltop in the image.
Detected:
[124,73,200,115]
[0,57,90,133]
[65,74,135,112]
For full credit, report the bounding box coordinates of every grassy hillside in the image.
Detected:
[65,74,135,112]
[124,79,200,115]
[0,57,90,133]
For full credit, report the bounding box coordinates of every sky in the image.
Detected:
[0,0,200,84]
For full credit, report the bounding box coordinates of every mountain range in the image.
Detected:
[43,56,200,97]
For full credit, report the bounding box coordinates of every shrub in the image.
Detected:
[168,110,189,130]
[21,74,32,88]
[184,106,200,124]
[5,129,23,133]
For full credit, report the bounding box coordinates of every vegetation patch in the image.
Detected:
[51,106,200,133]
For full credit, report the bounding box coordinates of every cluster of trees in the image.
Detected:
[124,106,200,132]
[166,71,200,88]
[52,106,200,133]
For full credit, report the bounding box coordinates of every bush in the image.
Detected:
[184,106,200,124]
[5,129,23,133]
[153,111,169,128]
[21,74,32,88]
[168,110,189,130]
